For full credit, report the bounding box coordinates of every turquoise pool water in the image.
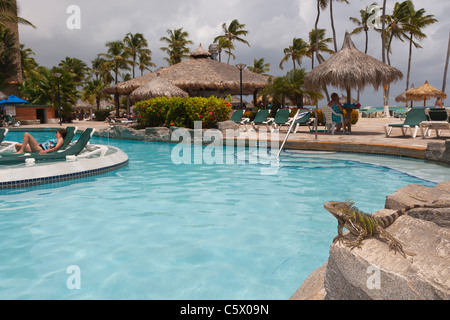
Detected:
[0,131,444,299]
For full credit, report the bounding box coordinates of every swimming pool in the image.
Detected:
[0,131,446,299]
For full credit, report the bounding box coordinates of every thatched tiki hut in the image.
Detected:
[395,85,415,107]
[103,44,269,107]
[405,80,447,107]
[305,32,403,107]
[129,73,188,102]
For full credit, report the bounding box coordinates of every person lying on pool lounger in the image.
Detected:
[13,128,67,155]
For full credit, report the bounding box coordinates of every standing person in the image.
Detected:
[434,97,443,108]
[14,128,67,155]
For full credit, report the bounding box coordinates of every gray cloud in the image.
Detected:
[18,0,450,107]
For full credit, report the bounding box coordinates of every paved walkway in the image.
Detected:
[9,117,450,159]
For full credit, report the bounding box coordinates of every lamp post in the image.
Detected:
[236,63,246,109]
[54,73,62,125]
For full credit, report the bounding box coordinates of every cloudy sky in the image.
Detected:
[18,0,450,107]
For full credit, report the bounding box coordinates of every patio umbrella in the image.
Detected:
[128,73,189,102]
[0,95,29,105]
[304,32,403,104]
[0,91,7,100]
[395,85,414,103]
[405,80,447,107]
[395,84,415,108]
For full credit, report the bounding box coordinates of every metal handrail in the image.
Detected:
[276,109,300,159]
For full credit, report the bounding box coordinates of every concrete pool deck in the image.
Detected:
[10,117,450,161]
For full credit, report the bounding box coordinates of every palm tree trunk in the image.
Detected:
[442,30,450,104]
[381,0,387,106]
[364,28,368,54]
[381,0,387,63]
[406,32,413,90]
[314,1,320,65]
[330,0,338,52]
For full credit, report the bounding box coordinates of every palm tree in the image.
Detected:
[384,1,412,66]
[0,25,17,85]
[284,68,323,108]
[403,5,437,90]
[59,57,88,85]
[214,19,250,65]
[305,28,334,69]
[248,58,270,75]
[99,40,130,113]
[279,37,308,70]
[21,66,79,120]
[314,0,328,65]
[89,56,113,83]
[0,0,35,28]
[349,3,378,53]
[215,37,232,63]
[19,44,38,80]
[328,0,349,52]
[160,28,193,65]
[137,52,154,76]
[83,79,109,110]
[123,32,155,78]
[261,69,323,108]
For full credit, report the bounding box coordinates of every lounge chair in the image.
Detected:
[289,111,313,133]
[60,126,78,149]
[384,108,427,138]
[322,105,345,134]
[230,109,244,123]
[242,109,270,131]
[0,128,95,165]
[420,107,450,138]
[270,109,291,132]
[2,114,14,127]
[229,109,250,131]
[0,128,7,143]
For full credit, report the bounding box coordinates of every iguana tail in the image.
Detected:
[376,204,426,228]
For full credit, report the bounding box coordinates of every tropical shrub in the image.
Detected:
[309,107,359,125]
[134,96,232,129]
[94,109,111,121]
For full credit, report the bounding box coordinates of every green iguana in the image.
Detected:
[323,199,434,258]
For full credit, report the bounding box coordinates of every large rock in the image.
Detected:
[291,183,450,300]
[426,139,450,165]
[324,210,450,300]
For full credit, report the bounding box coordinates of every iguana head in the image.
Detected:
[324,200,354,221]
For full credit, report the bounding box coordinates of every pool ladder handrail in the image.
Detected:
[276,109,300,159]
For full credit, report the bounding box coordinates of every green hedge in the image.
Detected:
[134,96,232,129]
[94,109,111,121]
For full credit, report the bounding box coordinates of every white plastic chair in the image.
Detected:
[322,105,345,134]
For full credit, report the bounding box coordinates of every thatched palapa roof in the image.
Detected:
[304,32,403,97]
[129,73,189,102]
[103,45,269,97]
[405,80,447,106]
[395,85,415,102]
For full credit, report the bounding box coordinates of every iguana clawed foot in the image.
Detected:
[332,235,345,245]
[344,239,363,250]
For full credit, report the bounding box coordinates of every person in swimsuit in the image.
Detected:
[13,128,67,155]
[327,93,350,133]
[434,97,443,108]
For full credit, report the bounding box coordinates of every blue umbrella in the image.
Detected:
[0,95,29,105]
